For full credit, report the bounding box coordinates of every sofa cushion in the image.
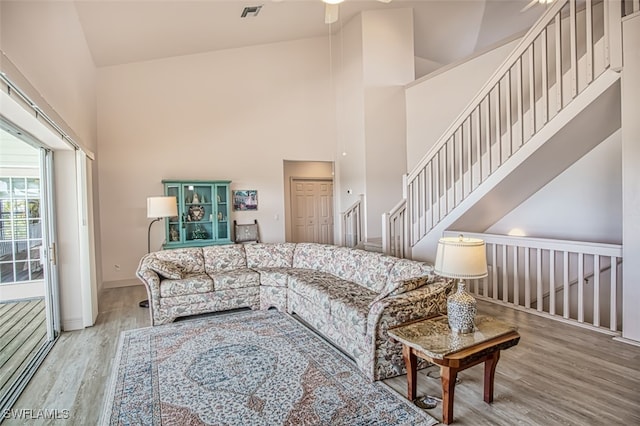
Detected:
[245,243,296,268]
[203,245,247,274]
[147,258,184,280]
[370,275,434,306]
[292,243,338,273]
[153,247,205,274]
[328,282,377,338]
[254,267,290,287]
[287,268,376,336]
[211,269,260,291]
[330,247,397,293]
[386,258,434,287]
[287,269,341,311]
[159,273,213,297]
[159,287,260,309]
[372,259,435,303]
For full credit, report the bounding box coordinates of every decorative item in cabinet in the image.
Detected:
[162,180,231,248]
[169,225,180,242]
[188,205,205,222]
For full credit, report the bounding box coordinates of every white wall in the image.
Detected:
[1,1,99,328]
[0,0,97,152]
[362,9,415,86]
[363,87,408,239]
[333,9,414,240]
[486,130,622,243]
[97,37,335,284]
[361,9,414,239]
[334,15,366,218]
[621,13,640,343]
[405,38,519,171]
[415,56,443,80]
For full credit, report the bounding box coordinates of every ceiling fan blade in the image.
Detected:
[325,3,339,24]
[521,0,539,12]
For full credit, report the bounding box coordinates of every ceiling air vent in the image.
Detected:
[241,5,263,18]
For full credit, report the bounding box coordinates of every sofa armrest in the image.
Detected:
[136,255,162,324]
[136,267,161,295]
[364,278,454,380]
[367,278,453,336]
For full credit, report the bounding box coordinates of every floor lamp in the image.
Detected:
[139,196,178,308]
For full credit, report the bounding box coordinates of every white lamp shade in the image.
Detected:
[147,196,178,219]
[434,236,488,279]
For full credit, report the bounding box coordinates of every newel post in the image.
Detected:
[606,0,624,71]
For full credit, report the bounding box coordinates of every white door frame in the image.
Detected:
[40,147,61,339]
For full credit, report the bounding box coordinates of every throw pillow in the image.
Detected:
[148,259,184,280]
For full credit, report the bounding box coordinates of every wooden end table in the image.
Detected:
[388,315,520,425]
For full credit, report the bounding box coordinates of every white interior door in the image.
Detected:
[290,178,334,244]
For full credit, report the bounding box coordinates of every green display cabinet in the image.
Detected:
[162,180,231,248]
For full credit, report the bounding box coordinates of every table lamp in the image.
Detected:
[434,235,488,334]
[140,196,177,308]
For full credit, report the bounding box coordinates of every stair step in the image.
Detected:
[359,238,382,253]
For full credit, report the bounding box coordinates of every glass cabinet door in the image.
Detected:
[165,184,180,244]
[215,185,229,240]
[183,184,214,244]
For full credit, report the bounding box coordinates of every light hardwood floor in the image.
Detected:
[5,285,640,425]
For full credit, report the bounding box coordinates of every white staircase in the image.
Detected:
[383,0,630,260]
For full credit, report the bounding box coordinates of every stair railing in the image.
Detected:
[383,0,624,254]
[445,231,623,334]
[341,194,364,248]
[622,0,640,16]
[382,198,408,258]
[382,174,409,257]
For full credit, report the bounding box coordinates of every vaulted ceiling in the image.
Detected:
[73,0,545,68]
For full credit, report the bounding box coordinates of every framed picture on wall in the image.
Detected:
[233,190,258,211]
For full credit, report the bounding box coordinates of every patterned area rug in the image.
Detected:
[101,309,437,425]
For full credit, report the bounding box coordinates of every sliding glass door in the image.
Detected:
[0,121,60,414]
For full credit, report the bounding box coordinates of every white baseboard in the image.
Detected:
[62,318,84,331]
[103,278,141,289]
[613,336,640,347]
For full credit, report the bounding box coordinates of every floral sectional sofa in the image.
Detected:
[136,242,453,381]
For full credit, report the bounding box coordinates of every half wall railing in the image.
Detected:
[445,231,623,334]
[383,0,626,255]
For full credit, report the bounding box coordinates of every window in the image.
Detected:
[0,177,43,283]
